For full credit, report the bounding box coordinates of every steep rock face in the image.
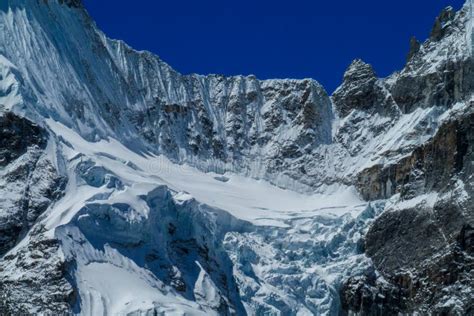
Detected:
[341,46,474,316]
[352,110,474,314]
[0,113,64,256]
[0,114,67,314]
[92,42,335,187]
[340,1,473,201]
[0,0,333,190]
[125,73,333,175]
[407,36,421,62]
[391,58,474,114]
[431,6,457,41]
[0,112,46,166]
[60,0,82,8]
[339,2,474,315]
[0,226,74,314]
[0,0,473,315]
[340,271,411,315]
[335,4,473,119]
[342,220,474,315]
[356,108,474,200]
[389,5,474,114]
[332,59,397,117]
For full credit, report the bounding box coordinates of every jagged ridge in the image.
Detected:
[0,0,473,315]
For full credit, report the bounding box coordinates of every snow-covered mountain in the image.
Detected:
[0,0,473,315]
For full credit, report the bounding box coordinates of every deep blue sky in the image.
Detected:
[82,0,465,93]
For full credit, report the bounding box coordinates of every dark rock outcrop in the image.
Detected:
[407,36,421,62]
[0,112,46,167]
[332,59,396,117]
[334,5,474,117]
[0,113,65,256]
[390,4,474,114]
[342,222,474,315]
[343,105,474,314]
[0,226,75,314]
[357,108,474,201]
[430,7,456,42]
[340,272,411,315]
[390,58,474,113]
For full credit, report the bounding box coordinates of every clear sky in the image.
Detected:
[82,0,466,93]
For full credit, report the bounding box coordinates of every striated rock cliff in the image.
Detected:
[0,113,65,255]
[0,0,472,315]
[338,2,474,313]
[332,59,397,117]
[345,109,474,314]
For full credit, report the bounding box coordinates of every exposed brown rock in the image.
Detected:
[356,109,474,201]
[430,7,455,42]
[390,58,474,114]
[343,105,474,315]
[342,222,474,315]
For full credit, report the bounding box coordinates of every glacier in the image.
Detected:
[0,0,473,315]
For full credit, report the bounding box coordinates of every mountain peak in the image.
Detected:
[407,36,421,62]
[343,59,377,83]
[430,6,456,41]
[0,1,473,315]
[332,59,382,117]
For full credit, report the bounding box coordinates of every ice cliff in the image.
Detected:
[0,0,473,315]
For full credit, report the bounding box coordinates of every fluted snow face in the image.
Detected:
[0,0,334,191]
[0,0,474,315]
[104,43,334,188]
[2,0,471,192]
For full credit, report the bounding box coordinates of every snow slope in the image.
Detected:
[40,117,377,314]
[0,0,473,315]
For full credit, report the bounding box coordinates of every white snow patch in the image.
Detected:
[77,262,209,316]
[45,119,365,228]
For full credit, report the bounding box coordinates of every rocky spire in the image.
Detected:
[430,6,455,41]
[332,59,383,117]
[406,36,421,62]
